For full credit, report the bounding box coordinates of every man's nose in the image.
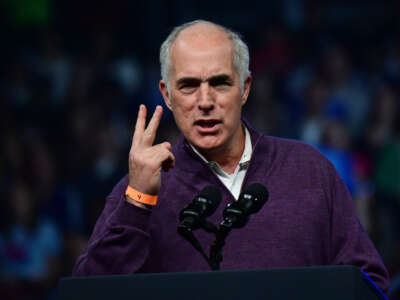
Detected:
[197,83,214,111]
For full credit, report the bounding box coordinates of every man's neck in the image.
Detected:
[196,125,246,174]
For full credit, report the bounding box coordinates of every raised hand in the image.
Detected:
[127,105,175,205]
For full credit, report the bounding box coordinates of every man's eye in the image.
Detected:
[180,84,197,93]
[181,84,194,90]
[181,84,196,89]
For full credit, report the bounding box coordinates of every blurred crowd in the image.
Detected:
[1,0,400,299]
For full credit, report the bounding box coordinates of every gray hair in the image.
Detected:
[160,20,250,94]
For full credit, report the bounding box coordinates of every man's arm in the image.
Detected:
[72,181,152,275]
[325,162,390,296]
[73,105,174,275]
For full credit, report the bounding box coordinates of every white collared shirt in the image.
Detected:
[190,126,252,199]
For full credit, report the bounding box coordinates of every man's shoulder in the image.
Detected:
[258,134,330,164]
[254,135,341,196]
[245,120,328,165]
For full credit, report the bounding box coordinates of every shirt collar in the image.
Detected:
[189,125,252,174]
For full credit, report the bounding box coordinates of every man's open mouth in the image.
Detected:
[194,119,222,128]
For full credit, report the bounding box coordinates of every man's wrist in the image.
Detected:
[125,194,152,210]
[125,185,158,207]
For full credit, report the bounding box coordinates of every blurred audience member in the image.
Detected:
[319,44,370,137]
[366,85,399,150]
[252,26,293,77]
[245,73,286,136]
[373,114,400,264]
[0,180,62,299]
[299,79,329,145]
[317,120,356,194]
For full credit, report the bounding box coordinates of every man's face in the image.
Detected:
[159,26,251,155]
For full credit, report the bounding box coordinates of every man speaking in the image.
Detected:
[73,20,390,295]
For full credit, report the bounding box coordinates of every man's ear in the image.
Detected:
[241,74,252,106]
[159,80,172,110]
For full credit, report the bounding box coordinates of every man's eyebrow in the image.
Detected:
[176,74,232,86]
[208,74,232,83]
[176,77,201,86]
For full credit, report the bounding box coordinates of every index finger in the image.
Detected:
[132,104,146,146]
[143,105,163,146]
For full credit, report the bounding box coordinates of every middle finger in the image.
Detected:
[143,105,163,146]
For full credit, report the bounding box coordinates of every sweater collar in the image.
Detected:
[175,117,263,167]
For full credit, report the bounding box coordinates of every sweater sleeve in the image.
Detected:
[326,164,390,296]
[72,176,152,276]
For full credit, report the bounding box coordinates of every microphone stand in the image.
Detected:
[178,219,219,270]
[209,219,232,270]
[178,215,237,271]
[179,183,269,271]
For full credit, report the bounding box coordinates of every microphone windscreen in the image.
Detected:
[242,183,269,212]
[197,185,222,214]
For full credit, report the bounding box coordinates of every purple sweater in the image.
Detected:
[73,123,390,295]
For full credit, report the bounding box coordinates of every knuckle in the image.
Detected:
[129,151,144,163]
[129,150,138,160]
[146,132,154,140]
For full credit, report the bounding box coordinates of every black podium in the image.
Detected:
[57,266,386,300]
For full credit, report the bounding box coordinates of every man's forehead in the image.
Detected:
[172,23,233,53]
[166,22,237,82]
[170,45,235,81]
[178,23,229,40]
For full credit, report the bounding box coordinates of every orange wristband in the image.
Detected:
[125,185,158,206]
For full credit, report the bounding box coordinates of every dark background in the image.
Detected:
[1,0,400,299]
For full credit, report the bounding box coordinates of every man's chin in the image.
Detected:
[191,139,223,155]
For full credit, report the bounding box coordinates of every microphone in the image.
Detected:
[178,185,221,233]
[178,186,221,264]
[209,183,269,270]
[222,183,269,229]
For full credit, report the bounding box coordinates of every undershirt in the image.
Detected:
[189,126,252,199]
